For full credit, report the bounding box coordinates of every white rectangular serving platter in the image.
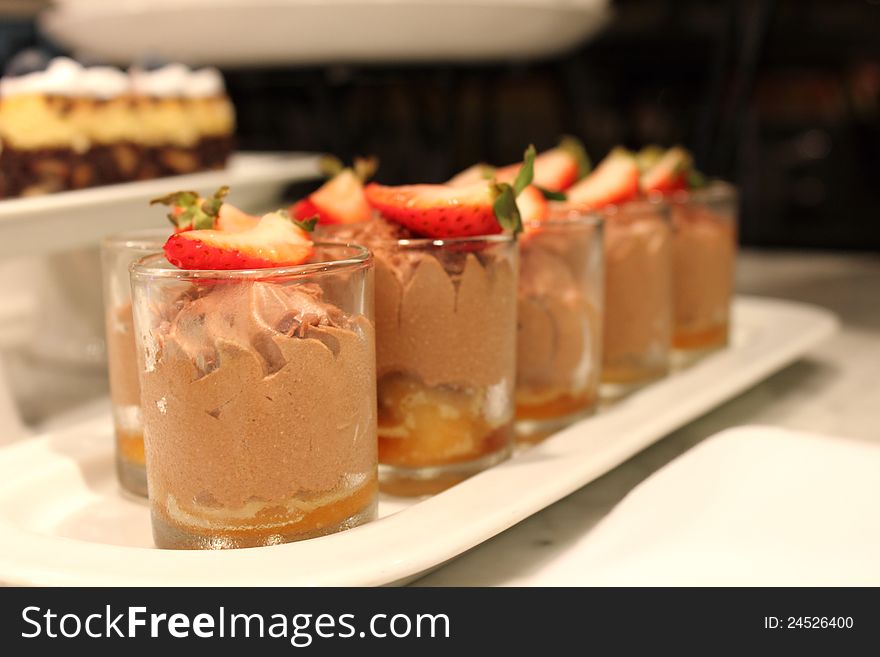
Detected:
[0,152,322,259]
[0,296,837,586]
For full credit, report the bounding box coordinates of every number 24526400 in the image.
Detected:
[764,617,854,629]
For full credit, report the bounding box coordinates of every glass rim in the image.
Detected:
[667,179,737,204]
[594,197,671,219]
[390,233,516,249]
[102,227,171,251]
[130,241,372,280]
[524,209,605,231]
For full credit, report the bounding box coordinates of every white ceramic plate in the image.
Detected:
[41,0,612,66]
[0,152,322,259]
[0,296,837,586]
[418,426,880,586]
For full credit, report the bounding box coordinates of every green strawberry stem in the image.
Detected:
[150,190,198,209]
[687,169,708,189]
[277,208,317,232]
[636,145,665,172]
[320,155,379,182]
[318,155,344,178]
[493,144,536,235]
[492,183,522,235]
[536,186,567,201]
[560,135,591,179]
[353,156,379,182]
[513,145,536,196]
[150,185,228,231]
[293,216,318,233]
[200,185,229,218]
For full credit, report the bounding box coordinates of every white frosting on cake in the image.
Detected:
[0,57,134,99]
[80,66,131,99]
[0,58,225,100]
[131,64,191,97]
[0,57,83,97]
[185,67,225,98]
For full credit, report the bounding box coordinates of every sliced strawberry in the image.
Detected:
[365,181,502,238]
[565,148,640,209]
[640,146,692,194]
[368,146,536,238]
[292,157,377,225]
[214,203,260,232]
[493,137,589,192]
[517,185,548,225]
[447,163,495,187]
[290,197,324,223]
[164,213,313,270]
[496,150,575,191]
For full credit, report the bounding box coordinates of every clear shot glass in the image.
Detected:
[101,229,168,497]
[515,210,604,442]
[371,234,519,496]
[669,181,738,358]
[600,200,673,398]
[130,244,377,549]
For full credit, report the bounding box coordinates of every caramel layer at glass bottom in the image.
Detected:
[379,423,512,469]
[151,476,378,550]
[673,322,729,351]
[601,362,669,386]
[377,374,513,469]
[115,427,145,466]
[515,389,597,421]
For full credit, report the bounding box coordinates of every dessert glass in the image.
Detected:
[130,244,378,549]
[600,200,673,397]
[516,210,604,442]
[669,181,738,357]
[372,234,519,496]
[101,229,168,496]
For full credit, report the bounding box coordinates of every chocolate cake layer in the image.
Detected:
[0,136,233,198]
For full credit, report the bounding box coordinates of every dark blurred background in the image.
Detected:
[2,0,879,250]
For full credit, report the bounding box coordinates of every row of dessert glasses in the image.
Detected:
[100,142,736,549]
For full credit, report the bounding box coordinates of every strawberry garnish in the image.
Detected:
[448,137,589,193]
[214,203,260,232]
[517,186,549,226]
[367,146,536,238]
[365,181,503,237]
[290,197,323,223]
[291,156,377,225]
[447,163,494,186]
[640,146,692,195]
[163,212,314,270]
[493,136,590,192]
[565,147,640,209]
[151,186,229,232]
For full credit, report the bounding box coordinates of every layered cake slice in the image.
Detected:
[130,63,235,178]
[0,51,235,198]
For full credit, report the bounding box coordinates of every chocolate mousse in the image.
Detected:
[601,202,673,389]
[136,277,377,548]
[516,218,603,435]
[671,183,737,351]
[323,218,518,495]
